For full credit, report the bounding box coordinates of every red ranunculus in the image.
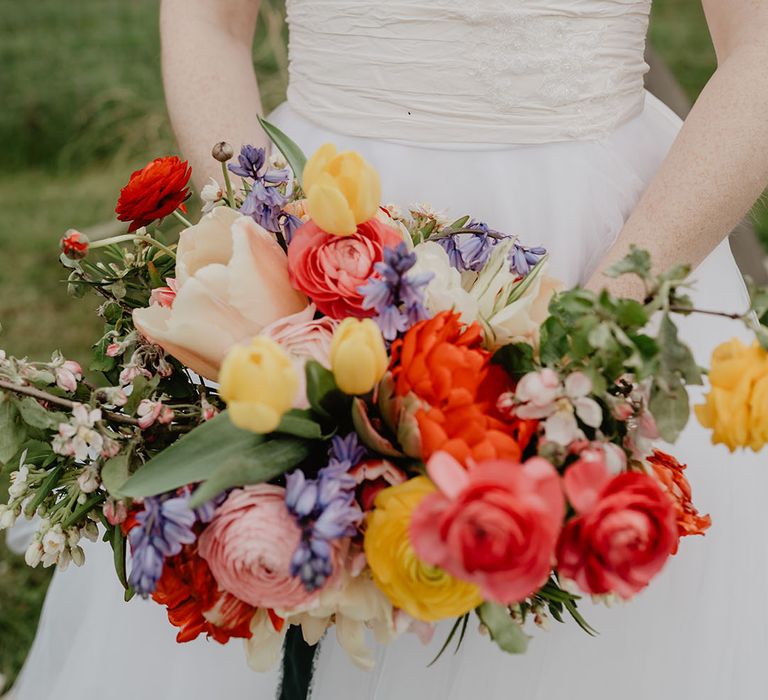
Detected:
[410,452,565,604]
[557,457,678,599]
[286,218,403,319]
[116,156,191,232]
[152,542,255,644]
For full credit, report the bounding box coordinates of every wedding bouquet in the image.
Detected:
[2,120,767,674]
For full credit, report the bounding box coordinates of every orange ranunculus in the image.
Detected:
[390,312,536,465]
[647,450,711,554]
[390,311,486,405]
[152,543,255,644]
[116,156,191,232]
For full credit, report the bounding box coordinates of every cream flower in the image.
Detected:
[412,242,479,322]
[133,207,307,380]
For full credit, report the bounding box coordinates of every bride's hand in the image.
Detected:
[161,0,266,191]
[587,0,768,299]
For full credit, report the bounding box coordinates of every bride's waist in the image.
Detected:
[286,4,650,144]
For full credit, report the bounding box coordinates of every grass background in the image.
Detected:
[0,0,763,689]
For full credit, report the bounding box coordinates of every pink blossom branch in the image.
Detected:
[0,379,139,427]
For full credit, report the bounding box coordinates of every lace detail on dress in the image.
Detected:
[285,0,652,144]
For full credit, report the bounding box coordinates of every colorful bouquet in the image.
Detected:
[2,121,767,678]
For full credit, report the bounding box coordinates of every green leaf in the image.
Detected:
[657,313,702,385]
[428,615,466,667]
[90,335,118,373]
[24,463,64,516]
[604,246,651,281]
[538,317,569,367]
[110,524,130,591]
[0,399,27,466]
[477,603,529,655]
[258,116,308,188]
[124,374,161,416]
[101,453,131,497]
[351,398,403,458]
[650,380,690,443]
[15,396,63,430]
[121,411,266,499]
[614,299,649,329]
[305,361,349,419]
[492,342,537,379]
[276,410,325,440]
[189,438,311,508]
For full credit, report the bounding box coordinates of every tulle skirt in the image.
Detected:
[11,92,768,700]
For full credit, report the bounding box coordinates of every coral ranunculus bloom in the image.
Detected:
[116,156,191,232]
[647,450,711,553]
[390,311,536,464]
[152,543,255,644]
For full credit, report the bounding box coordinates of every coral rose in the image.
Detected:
[647,450,711,553]
[152,543,255,644]
[199,485,334,610]
[133,207,307,379]
[364,477,483,622]
[116,156,191,232]
[411,452,565,604]
[390,311,535,464]
[287,218,403,319]
[695,338,768,452]
[557,457,677,599]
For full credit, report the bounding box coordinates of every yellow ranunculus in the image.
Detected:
[364,477,483,622]
[330,319,388,395]
[695,338,768,452]
[219,337,298,434]
[303,144,381,236]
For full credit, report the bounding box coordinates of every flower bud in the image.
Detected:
[0,506,16,530]
[71,545,86,567]
[25,541,43,567]
[303,144,381,236]
[219,337,299,434]
[60,229,90,260]
[212,141,235,163]
[330,318,388,395]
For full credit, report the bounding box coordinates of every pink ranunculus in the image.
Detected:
[198,485,332,610]
[261,305,337,409]
[287,219,403,319]
[557,458,677,599]
[133,207,308,380]
[410,451,565,605]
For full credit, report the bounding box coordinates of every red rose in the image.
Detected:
[116,156,191,232]
[411,452,565,604]
[557,456,678,599]
[286,219,402,319]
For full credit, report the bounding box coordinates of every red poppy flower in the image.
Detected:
[152,543,255,644]
[115,156,191,232]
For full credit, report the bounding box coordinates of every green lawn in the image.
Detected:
[0,0,763,690]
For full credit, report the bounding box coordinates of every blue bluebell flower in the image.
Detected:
[228,145,268,180]
[284,434,367,591]
[127,496,197,596]
[358,243,434,342]
[240,181,288,233]
[509,243,547,276]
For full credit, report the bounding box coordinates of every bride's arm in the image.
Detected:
[160,0,266,190]
[587,0,768,298]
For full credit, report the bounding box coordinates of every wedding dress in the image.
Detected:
[11,1,768,699]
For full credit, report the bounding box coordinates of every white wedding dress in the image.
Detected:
[11,1,768,699]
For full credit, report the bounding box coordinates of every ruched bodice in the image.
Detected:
[286,0,652,143]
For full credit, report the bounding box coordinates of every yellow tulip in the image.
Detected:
[303,144,382,236]
[219,337,298,434]
[695,338,768,452]
[364,477,483,622]
[330,319,388,395]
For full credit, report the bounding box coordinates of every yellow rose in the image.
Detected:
[330,319,388,395]
[364,477,483,622]
[303,144,382,236]
[695,338,768,452]
[220,337,298,434]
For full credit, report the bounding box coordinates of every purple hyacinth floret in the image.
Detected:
[358,243,433,342]
[509,243,547,277]
[229,144,293,234]
[285,434,366,592]
[127,495,197,597]
[436,220,506,273]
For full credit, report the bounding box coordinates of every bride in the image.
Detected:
[11,1,768,698]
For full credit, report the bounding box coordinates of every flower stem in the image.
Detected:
[221,162,236,208]
[669,305,746,321]
[0,379,139,426]
[90,233,177,260]
[172,210,193,229]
